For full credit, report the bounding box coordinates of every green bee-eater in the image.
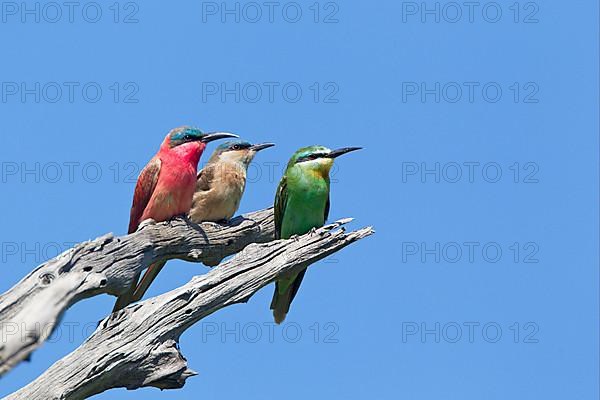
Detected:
[270,145,361,323]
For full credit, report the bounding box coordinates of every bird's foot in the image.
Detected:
[289,234,300,241]
[168,214,192,227]
[137,218,157,231]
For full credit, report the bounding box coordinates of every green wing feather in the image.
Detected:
[274,175,288,239]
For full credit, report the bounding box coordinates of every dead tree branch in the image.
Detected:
[0,208,274,376]
[5,219,373,400]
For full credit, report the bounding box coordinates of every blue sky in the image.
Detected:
[0,1,598,399]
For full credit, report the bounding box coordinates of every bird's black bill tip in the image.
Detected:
[202,132,239,143]
[250,142,276,152]
[328,147,362,158]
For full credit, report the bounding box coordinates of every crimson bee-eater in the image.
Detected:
[112,126,238,312]
[189,140,275,223]
[270,145,361,324]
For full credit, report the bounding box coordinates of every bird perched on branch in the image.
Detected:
[112,126,237,312]
[189,140,275,223]
[270,145,361,324]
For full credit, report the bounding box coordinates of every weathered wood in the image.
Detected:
[0,208,274,376]
[5,220,373,400]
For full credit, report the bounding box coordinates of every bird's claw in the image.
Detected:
[173,214,190,225]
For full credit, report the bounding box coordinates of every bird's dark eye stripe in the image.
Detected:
[230,143,250,150]
[297,153,325,162]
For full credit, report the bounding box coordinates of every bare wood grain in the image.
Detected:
[0,208,274,376]
[5,220,373,400]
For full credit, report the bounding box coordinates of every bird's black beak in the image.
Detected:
[201,132,239,143]
[250,142,275,152]
[327,147,362,158]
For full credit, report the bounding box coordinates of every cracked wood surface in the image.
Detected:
[4,220,373,400]
[0,208,274,377]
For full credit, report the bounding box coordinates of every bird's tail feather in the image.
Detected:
[111,260,166,313]
[270,282,292,324]
[270,269,306,324]
[112,272,140,313]
[132,260,167,302]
